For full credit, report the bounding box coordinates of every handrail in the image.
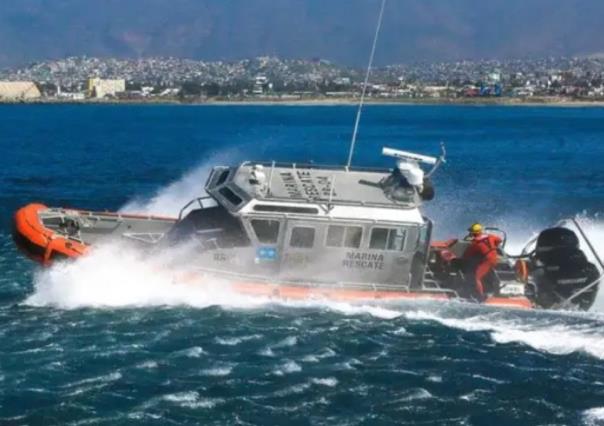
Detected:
[254,193,418,210]
[556,274,602,310]
[545,217,604,309]
[178,196,215,221]
[570,217,604,271]
[242,160,392,174]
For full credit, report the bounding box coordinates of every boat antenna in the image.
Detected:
[346,0,387,170]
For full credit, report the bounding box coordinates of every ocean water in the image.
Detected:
[1,104,604,425]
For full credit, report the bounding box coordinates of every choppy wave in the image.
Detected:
[25,241,604,361]
[6,103,604,425]
[162,391,224,409]
[26,163,604,362]
[24,160,604,364]
[583,407,604,426]
[404,306,604,360]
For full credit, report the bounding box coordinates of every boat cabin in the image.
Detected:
[170,157,438,290]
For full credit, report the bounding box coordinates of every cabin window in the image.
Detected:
[251,219,280,244]
[290,227,315,249]
[219,187,243,206]
[215,169,230,186]
[168,205,251,248]
[370,227,407,251]
[326,225,362,248]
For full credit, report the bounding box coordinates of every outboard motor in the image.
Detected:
[534,227,579,259]
[532,227,599,310]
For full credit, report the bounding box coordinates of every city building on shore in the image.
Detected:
[253,75,270,95]
[0,81,41,100]
[0,56,602,103]
[87,78,126,98]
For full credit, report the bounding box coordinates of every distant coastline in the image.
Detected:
[2,96,604,107]
[3,56,604,107]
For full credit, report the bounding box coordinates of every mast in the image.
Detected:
[346,0,387,169]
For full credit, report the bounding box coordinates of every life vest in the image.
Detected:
[464,234,501,263]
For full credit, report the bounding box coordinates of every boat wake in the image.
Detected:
[25,237,604,360]
[25,161,604,361]
[403,305,604,359]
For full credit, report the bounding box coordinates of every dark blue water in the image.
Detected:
[1,105,604,425]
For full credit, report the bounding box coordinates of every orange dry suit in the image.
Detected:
[463,233,502,297]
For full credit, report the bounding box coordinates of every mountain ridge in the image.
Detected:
[0,0,603,68]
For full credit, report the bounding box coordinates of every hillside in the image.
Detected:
[1,0,603,67]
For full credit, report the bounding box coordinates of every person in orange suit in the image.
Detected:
[463,223,502,300]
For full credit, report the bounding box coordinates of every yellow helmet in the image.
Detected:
[468,223,483,234]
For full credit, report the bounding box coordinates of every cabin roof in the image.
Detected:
[206,162,421,212]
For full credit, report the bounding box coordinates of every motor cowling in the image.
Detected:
[533,228,599,310]
[534,227,579,262]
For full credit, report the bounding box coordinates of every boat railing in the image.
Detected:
[178,196,217,221]
[555,218,604,309]
[241,160,392,174]
[256,193,418,210]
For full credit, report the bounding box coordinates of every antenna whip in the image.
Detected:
[346,0,387,169]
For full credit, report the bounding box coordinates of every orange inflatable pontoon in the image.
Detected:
[13,203,88,265]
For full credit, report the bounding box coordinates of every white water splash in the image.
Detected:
[26,241,267,309]
[162,391,224,409]
[201,365,233,377]
[574,215,604,312]
[174,346,205,358]
[27,235,604,360]
[273,360,302,376]
[119,149,240,217]
[215,335,262,346]
[311,377,338,387]
[404,306,604,360]
[583,407,604,426]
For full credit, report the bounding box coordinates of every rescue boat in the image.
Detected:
[13,146,602,311]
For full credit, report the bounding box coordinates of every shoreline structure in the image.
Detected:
[2,97,604,107]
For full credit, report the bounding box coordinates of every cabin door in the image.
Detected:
[280,220,320,281]
[246,216,284,277]
[365,225,417,287]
